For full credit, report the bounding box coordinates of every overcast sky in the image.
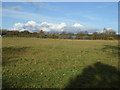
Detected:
[1,2,118,33]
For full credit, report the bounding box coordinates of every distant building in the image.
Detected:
[59,35,76,39]
[71,36,76,39]
[77,35,90,40]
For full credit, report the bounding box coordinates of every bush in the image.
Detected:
[107,37,115,40]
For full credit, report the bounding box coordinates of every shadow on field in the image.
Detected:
[102,45,119,55]
[65,62,120,88]
[2,46,30,53]
[102,45,120,69]
[2,46,31,66]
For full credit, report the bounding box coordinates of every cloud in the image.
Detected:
[10,6,22,10]
[97,5,109,8]
[105,28,112,30]
[25,2,56,12]
[83,15,102,21]
[3,8,77,24]
[97,4,113,8]
[72,23,83,28]
[11,21,102,33]
[11,21,67,32]
[2,4,22,11]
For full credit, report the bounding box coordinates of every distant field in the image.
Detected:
[2,37,119,88]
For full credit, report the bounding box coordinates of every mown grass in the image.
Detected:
[2,37,119,88]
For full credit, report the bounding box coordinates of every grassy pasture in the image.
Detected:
[2,37,119,88]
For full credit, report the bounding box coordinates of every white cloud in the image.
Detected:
[11,21,103,33]
[106,28,112,30]
[3,8,77,24]
[11,21,67,32]
[11,6,22,10]
[72,23,83,28]
[83,15,102,21]
[2,4,22,11]
[25,2,57,12]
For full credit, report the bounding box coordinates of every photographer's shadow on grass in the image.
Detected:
[65,62,120,88]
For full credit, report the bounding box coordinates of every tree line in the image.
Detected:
[1,28,119,40]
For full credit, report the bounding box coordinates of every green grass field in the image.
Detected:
[2,37,119,88]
